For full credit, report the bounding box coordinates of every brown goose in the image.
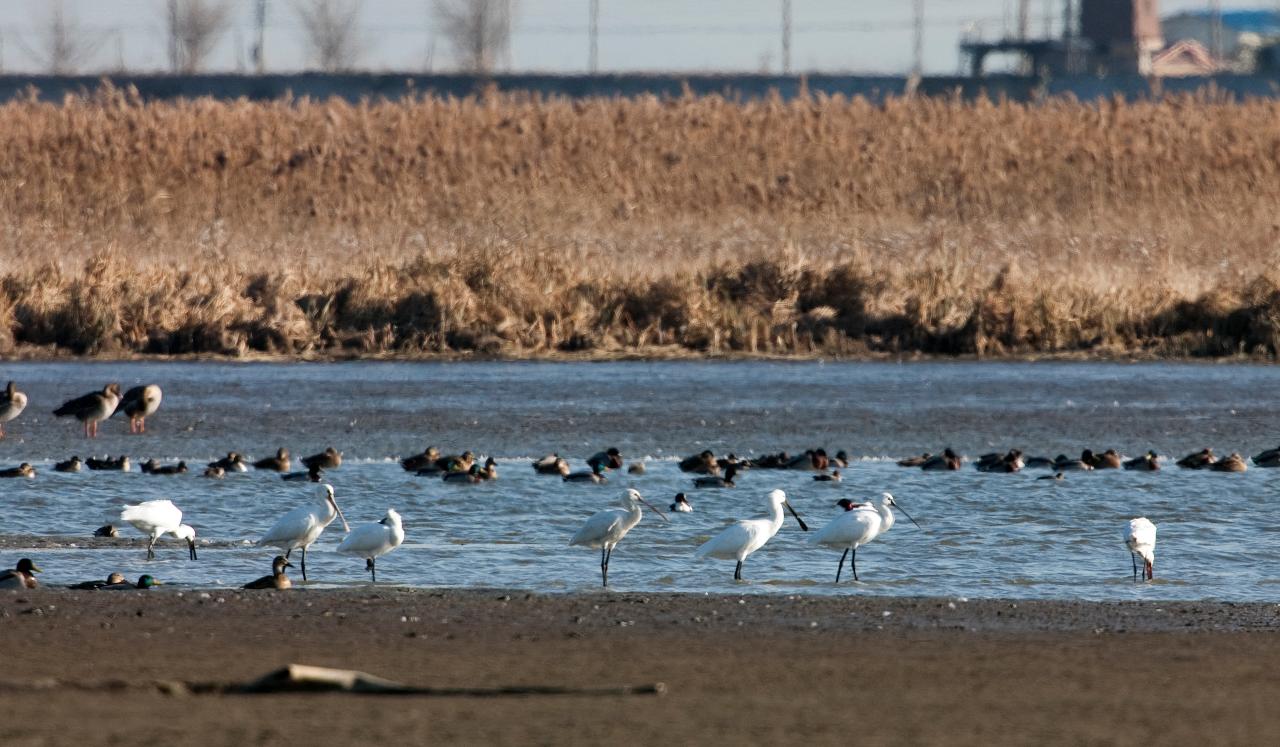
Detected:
[0,381,28,438]
[53,383,121,438]
[114,384,162,434]
[243,556,293,590]
[301,447,342,471]
[253,448,291,472]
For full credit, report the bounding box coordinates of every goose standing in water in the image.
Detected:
[336,509,405,582]
[114,384,162,434]
[0,381,28,439]
[53,383,121,438]
[253,448,291,472]
[243,556,293,590]
[0,558,41,589]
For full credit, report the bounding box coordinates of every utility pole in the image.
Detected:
[253,0,267,75]
[781,0,792,74]
[588,0,598,73]
[912,0,923,76]
[1209,0,1224,62]
[1016,0,1029,40]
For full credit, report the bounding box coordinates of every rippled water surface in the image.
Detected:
[2,360,1279,601]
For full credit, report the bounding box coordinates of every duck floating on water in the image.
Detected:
[670,493,693,513]
[0,462,35,478]
[100,575,162,590]
[401,446,441,472]
[587,447,624,472]
[1210,453,1248,472]
[253,448,291,472]
[920,449,962,471]
[281,464,324,482]
[87,455,130,472]
[140,459,187,475]
[301,447,342,471]
[679,450,719,474]
[813,470,842,483]
[897,453,932,468]
[564,463,609,484]
[532,453,569,475]
[1123,451,1160,471]
[1176,448,1215,470]
[54,456,83,473]
[693,464,736,488]
[208,452,247,472]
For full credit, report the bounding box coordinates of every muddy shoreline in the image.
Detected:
[4,589,1280,745]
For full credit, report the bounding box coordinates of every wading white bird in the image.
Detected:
[0,381,28,439]
[570,488,669,587]
[695,488,808,581]
[114,384,162,434]
[811,493,920,583]
[259,483,349,581]
[117,499,198,560]
[336,509,405,582]
[1125,517,1157,581]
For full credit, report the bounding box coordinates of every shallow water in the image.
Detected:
[1,360,1278,601]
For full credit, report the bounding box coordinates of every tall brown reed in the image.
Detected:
[1,86,1278,359]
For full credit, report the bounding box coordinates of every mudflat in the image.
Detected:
[3,589,1279,746]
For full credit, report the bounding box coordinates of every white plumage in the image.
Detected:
[1125,517,1157,581]
[118,499,197,560]
[695,488,808,581]
[0,381,27,438]
[570,488,668,587]
[337,509,405,582]
[811,493,918,582]
[259,483,349,581]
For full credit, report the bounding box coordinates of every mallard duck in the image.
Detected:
[0,558,41,589]
[243,556,293,590]
[401,446,441,472]
[114,384,162,434]
[532,453,569,475]
[0,462,35,478]
[976,450,1023,473]
[1176,448,1215,470]
[53,383,121,438]
[920,448,962,471]
[748,452,790,469]
[897,453,932,468]
[301,447,342,471]
[53,456,82,473]
[1024,456,1057,469]
[68,572,126,590]
[0,381,28,438]
[786,449,829,471]
[1210,453,1248,473]
[679,450,718,474]
[1252,448,1280,468]
[693,464,737,488]
[1037,472,1066,481]
[1123,451,1160,471]
[1054,453,1094,471]
[1089,449,1123,469]
[208,452,247,472]
[203,465,225,479]
[253,448,291,472]
[813,469,842,482]
[433,451,474,474]
[86,455,130,472]
[587,447,624,472]
[832,450,850,468]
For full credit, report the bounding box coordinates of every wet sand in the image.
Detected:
[3,589,1280,745]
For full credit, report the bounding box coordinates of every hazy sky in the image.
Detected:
[0,0,1252,75]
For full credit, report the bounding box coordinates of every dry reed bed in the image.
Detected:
[0,87,1278,359]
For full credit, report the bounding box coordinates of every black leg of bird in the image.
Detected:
[836,548,849,583]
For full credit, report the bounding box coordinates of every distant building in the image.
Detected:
[1161,10,1280,70]
[1080,0,1164,74]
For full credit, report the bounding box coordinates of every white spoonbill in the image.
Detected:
[695,488,808,581]
[336,509,406,582]
[1125,517,1157,581]
[0,381,28,439]
[118,500,198,560]
[259,483,350,581]
[570,488,669,587]
[811,493,920,582]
